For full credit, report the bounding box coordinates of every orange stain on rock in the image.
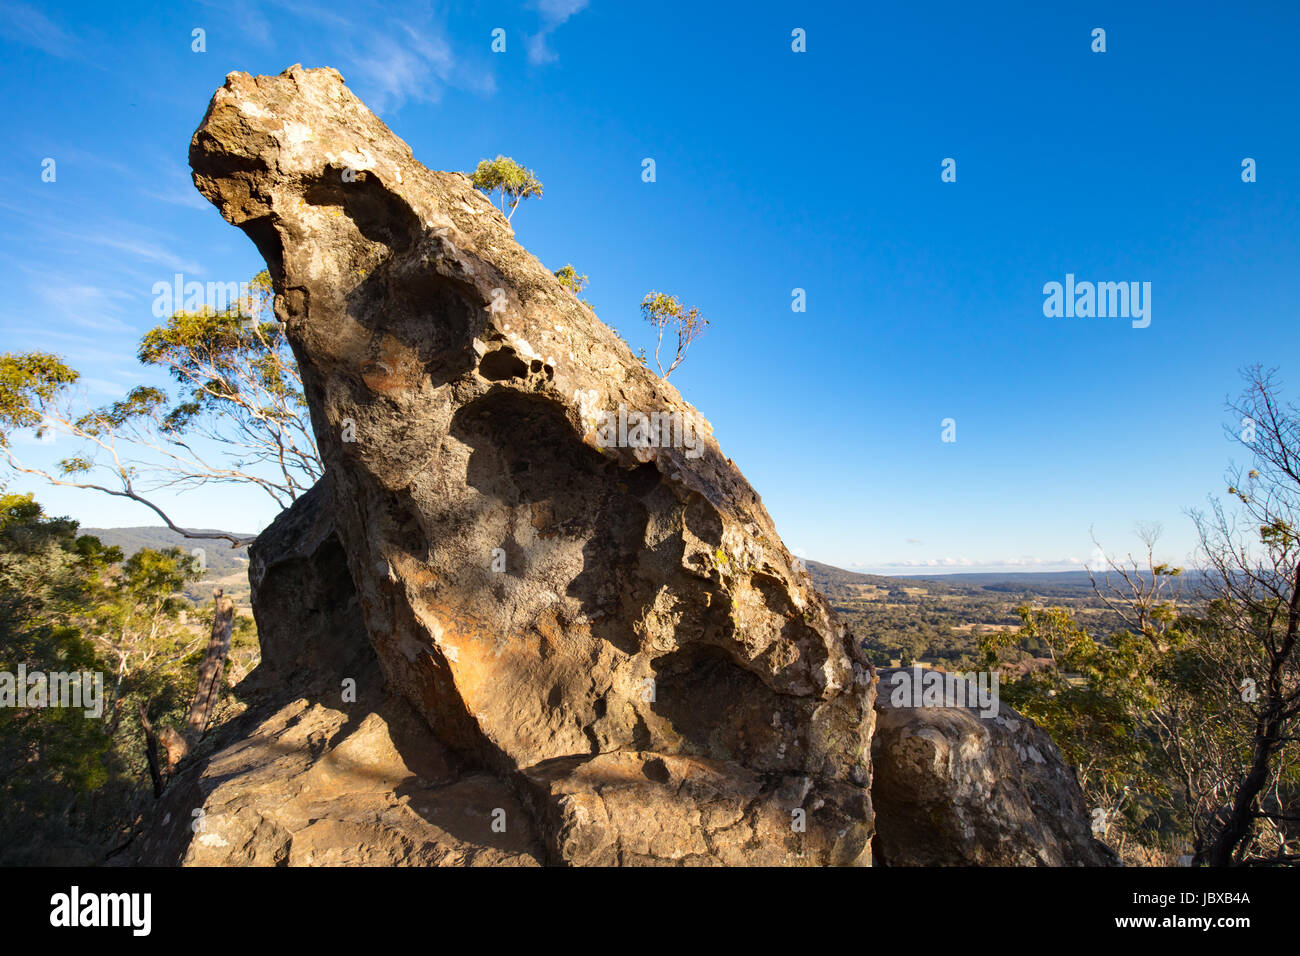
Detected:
[360,334,423,394]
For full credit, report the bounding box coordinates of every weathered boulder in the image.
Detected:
[870,668,1119,866]
[242,481,367,693]
[185,65,875,865]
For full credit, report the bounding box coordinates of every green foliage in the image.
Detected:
[981,605,1171,800]
[73,386,167,438]
[816,554,1297,862]
[82,526,251,603]
[0,494,221,863]
[981,584,1298,860]
[0,495,119,856]
[640,292,697,326]
[0,493,117,671]
[554,264,588,295]
[0,270,319,520]
[135,275,303,437]
[470,155,543,221]
[0,352,79,445]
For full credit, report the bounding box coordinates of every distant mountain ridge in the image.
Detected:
[804,559,1102,599]
[74,538,1140,597]
[81,526,251,577]
[806,560,1209,598]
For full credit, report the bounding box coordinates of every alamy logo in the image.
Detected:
[1042,273,1151,328]
[49,886,151,936]
[595,404,703,459]
[0,665,103,718]
[151,273,253,318]
[888,666,1001,719]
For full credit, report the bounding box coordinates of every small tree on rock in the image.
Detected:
[471,156,543,222]
[641,292,708,380]
[554,264,588,295]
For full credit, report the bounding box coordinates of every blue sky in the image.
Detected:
[1,1,1297,573]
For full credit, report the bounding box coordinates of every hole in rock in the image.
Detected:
[478,347,529,381]
[642,757,671,784]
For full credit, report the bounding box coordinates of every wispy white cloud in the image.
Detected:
[8,421,62,446]
[266,0,352,30]
[0,324,141,375]
[25,145,135,177]
[886,556,978,569]
[0,192,205,275]
[526,0,590,65]
[0,326,99,344]
[2,273,141,337]
[525,33,556,66]
[76,376,133,397]
[140,184,210,212]
[536,0,590,18]
[68,233,204,276]
[38,282,138,333]
[0,1,79,59]
[267,1,496,112]
[345,23,457,111]
[198,0,274,48]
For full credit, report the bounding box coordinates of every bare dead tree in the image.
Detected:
[1085,521,1184,652]
[137,589,236,794]
[185,588,235,741]
[1188,366,1300,865]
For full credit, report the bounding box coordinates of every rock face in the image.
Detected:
[183,65,876,865]
[132,492,543,866]
[871,668,1119,866]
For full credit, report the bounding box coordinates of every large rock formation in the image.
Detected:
[182,65,876,865]
[137,66,1117,867]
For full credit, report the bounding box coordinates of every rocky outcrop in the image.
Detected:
[180,65,875,865]
[134,690,545,867]
[139,66,1117,868]
[870,668,1119,866]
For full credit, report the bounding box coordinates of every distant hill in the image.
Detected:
[81,526,251,575]
[804,559,893,590]
[805,559,1094,592]
[81,526,253,605]
[806,559,1030,600]
[907,569,1095,586]
[67,538,1192,631]
[808,561,1206,600]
